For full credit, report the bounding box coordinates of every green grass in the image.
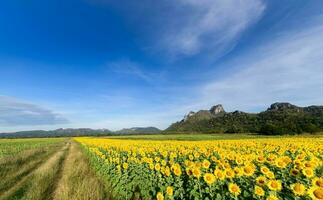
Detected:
[0,138,112,200]
[0,144,62,196]
[105,133,323,141]
[53,142,111,200]
[0,138,66,158]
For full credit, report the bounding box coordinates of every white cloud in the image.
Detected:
[200,24,323,111]
[0,96,68,127]
[106,59,166,84]
[160,0,266,57]
[91,0,265,59]
[107,60,153,82]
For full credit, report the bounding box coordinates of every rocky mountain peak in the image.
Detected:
[232,110,244,114]
[210,104,225,115]
[183,111,196,121]
[267,102,299,111]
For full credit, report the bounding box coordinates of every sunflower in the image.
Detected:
[165,167,171,177]
[155,163,161,171]
[166,186,173,197]
[290,183,306,196]
[204,173,216,185]
[308,186,323,200]
[192,167,201,178]
[228,183,241,196]
[161,160,167,166]
[202,159,211,169]
[236,158,243,165]
[194,152,200,159]
[275,158,287,169]
[214,169,225,180]
[184,160,190,166]
[303,168,315,178]
[122,162,129,169]
[254,185,265,196]
[243,165,255,176]
[157,192,164,200]
[161,166,166,174]
[266,193,278,200]
[282,156,292,164]
[195,162,202,168]
[261,166,270,174]
[257,156,265,163]
[312,178,323,188]
[256,176,267,186]
[303,161,315,168]
[149,163,154,170]
[225,169,235,179]
[267,180,282,191]
[266,171,275,179]
[184,167,190,175]
[233,167,243,177]
[211,156,217,162]
[173,166,182,176]
[224,163,231,169]
[155,156,160,162]
[290,168,300,176]
[186,161,194,168]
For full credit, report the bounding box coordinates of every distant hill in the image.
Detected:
[0,128,113,138]
[0,127,162,138]
[115,127,161,134]
[166,103,323,135]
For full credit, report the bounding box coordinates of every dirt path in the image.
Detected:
[0,142,70,200]
[0,140,111,200]
[42,142,71,200]
[52,142,111,200]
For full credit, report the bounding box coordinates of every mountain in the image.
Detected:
[0,128,113,138]
[115,127,161,134]
[166,102,323,135]
[0,126,162,138]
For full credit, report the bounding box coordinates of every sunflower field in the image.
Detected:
[75,137,323,200]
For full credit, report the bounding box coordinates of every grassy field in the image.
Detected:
[0,138,111,200]
[0,138,66,158]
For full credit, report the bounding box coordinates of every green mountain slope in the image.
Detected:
[115,127,161,134]
[166,103,323,135]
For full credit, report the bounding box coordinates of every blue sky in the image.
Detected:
[0,0,323,132]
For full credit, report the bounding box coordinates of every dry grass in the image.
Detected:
[23,144,69,200]
[53,142,111,200]
[0,142,68,200]
[0,149,48,193]
[0,139,112,200]
[0,143,64,197]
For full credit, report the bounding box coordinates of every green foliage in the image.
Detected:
[166,103,323,135]
[115,127,161,134]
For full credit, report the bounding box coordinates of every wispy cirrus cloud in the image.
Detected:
[0,96,68,126]
[91,0,265,59]
[106,60,153,82]
[105,59,166,84]
[198,22,323,112]
[158,0,266,57]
